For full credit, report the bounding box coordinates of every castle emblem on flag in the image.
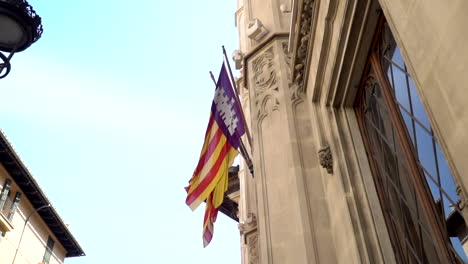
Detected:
[214,86,240,136]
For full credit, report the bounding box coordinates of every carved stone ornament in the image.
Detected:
[251,46,280,120]
[252,47,276,93]
[318,146,333,174]
[238,213,257,234]
[247,232,259,264]
[291,0,315,102]
[282,41,292,85]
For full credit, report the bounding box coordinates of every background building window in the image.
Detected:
[355,19,466,263]
[42,236,55,264]
[0,179,11,211]
[7,192,21,221]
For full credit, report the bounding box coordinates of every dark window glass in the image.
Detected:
[42,236,55,264]
[7,192,21,221]
[0,179,12,210]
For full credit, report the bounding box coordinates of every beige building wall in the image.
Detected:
[235,0,468,263]
[0,164,67,264]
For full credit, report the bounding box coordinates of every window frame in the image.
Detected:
[355,17,458,263]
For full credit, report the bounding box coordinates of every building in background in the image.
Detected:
[0,131,84,264]
[231,0,468,263]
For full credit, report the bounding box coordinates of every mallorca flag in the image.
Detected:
[185,64,245,247]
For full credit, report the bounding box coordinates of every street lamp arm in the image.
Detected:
[11,203,52,264]
[25,204,51,223]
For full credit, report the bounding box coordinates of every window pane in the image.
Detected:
[451,237,466,263]
[400,108,415,144]
[391,47,405,69]
[424,171,440,201]
[415,123,437,177]
[408,78,431,130]
[392,64,411,111]
[436,144,458,214]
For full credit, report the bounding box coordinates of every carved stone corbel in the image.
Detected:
[318,146,333,174]
[239,213,257,234]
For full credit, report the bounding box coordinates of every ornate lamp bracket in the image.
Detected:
[0,0,43,79]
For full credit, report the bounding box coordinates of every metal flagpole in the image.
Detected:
[209,71,217,86]
[209,70,254,176]
[222,46,253,148]
[221,46,255,175]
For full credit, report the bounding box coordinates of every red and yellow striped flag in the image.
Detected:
[185,64,245,247]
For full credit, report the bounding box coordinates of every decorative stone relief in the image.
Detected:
[251,46,280,120]
[247,232,259,264]
[239,213,257,234]
[318,146,333,174]
[239,213,259,264]
[291,0,315,103]
[252,47,276,93]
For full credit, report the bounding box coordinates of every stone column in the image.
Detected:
[245,36,330,264]
[232,0,338,262]
[235,1,260,263]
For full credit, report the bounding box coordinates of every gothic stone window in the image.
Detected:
[355,18,466,263]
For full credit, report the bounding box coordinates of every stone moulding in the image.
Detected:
[291,0,315,102]
[282,41,292,84]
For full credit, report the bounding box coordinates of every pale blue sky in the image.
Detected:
[0,0,241,263]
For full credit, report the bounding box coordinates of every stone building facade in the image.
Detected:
[232,0,468,263]
[0,131,84,264]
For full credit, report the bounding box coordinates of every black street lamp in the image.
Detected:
[0,0,42,79]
